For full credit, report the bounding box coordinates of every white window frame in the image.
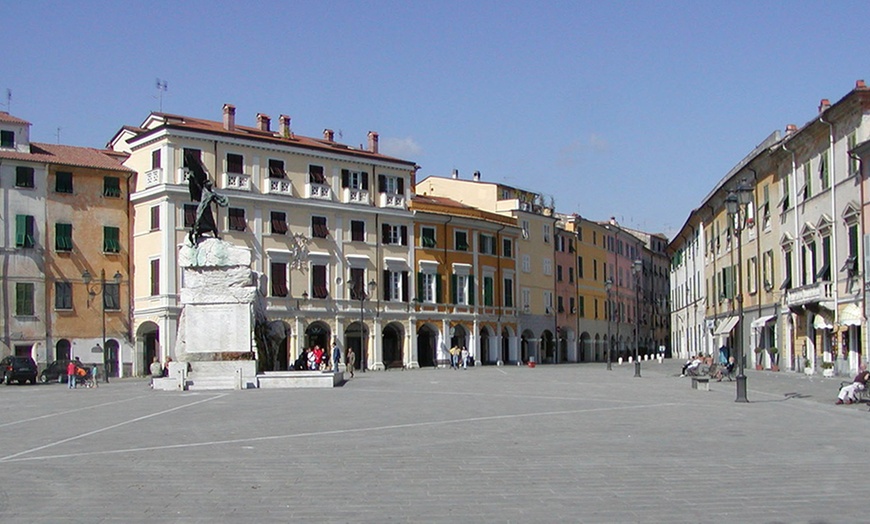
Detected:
[421,272,436,303]
[543,224,551,243]
[456,274,469,305]
[522,254,531,273]
[543,258,552,276]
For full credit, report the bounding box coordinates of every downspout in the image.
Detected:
[125,168,135,373]
[781,140,798,370]
[848,149,866,369]
[495,222,506,323]
[819,115,839,329]
[0,159,8,356]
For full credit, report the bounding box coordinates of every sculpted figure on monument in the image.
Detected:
[185,150,229,245]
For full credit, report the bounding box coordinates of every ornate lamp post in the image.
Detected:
[83,269,122,382]
[725,180,753,403]
[631,259,643,378]
[354,277,377,373]
[605,278,613,370]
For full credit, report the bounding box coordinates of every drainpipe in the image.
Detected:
[819,115,839,331]
[781,140,799,370]
[848,149,867,370]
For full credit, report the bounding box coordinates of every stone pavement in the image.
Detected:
[0,361,867,523]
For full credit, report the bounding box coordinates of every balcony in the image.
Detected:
[786,281,834,308]
[223,172,251,191]
[264,178,293,196]
[306,182,331,200]
[144,168,163,188]
[342,187,370,205]
[379,192,406,209]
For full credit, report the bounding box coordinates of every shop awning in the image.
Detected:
[750,315,776,329]
[813,311,834,330]
[840,303,865,327]
[714,316,739,335]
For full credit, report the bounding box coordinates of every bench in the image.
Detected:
[691,376,710,391]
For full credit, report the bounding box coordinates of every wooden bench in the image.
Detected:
[691,376,710,391]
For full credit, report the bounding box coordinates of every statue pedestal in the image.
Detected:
[172,238,261,389]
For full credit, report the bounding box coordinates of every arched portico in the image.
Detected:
[417,323,439,368]
[382,322,404,369]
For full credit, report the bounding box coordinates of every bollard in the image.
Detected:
[618,357,623,365]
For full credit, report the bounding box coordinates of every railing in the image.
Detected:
[343,188,369,205]
[306,182,331,200]
[223,172,251,191]
[379,192,406,209]
[785,281,833,308]
[144,168,163,188]
[264,178,292,196]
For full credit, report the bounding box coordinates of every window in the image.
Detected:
[452,274,473,305]
[521,220,530,240]
[543,291,553,312]
[521,288,531,311]
[762,250,774,290]
[846,223,860,275]
[16,166,34,188]
[271,262,288,297]
[228,208,246,231]
[55,281,72,310]
[183,148,202,170]
[312,216,328,238]
[151,149,161,169]
[268,159,286,178]
[556,265,563,282]
[271,212,288,235]
[577,296,584,317]
[309,165,326,184]
[817,235,831,281]
[502,238,513,258]
[103,176,121,197]
[483,276,494,306]
[421,226,436,248]
[183,204,197,228]
[593,260,598,281]
[378,174,404,194]
[454,230,468,251]
[543,258,552,276]
[503,277,514,307]
[418,272,438,303]
[150,206,160,231]
[312,264,328,298]
[747,256,758,294]
[103,226,121,253]
[349,268,366,300]
[150,259,160,296]
[543,224,551,243]
[479,234,495,255]
[781,249,793,290]
[104,284,120,310]
[557,295,564,313]
[521,254,531,273]
[578,256,584,279]
[780,172,790,211]
[16,283,34,316]
[568,266,574,283]
[16,215,35,248]
[56,171,73,193]
[849,133,859,174]
[226,153,244,174]
[819,151,830,190]
[351,220,365,242]
[55,223,73,251]
[760,185,770,230]
[0,130,14,148]
[802,161,812,199]
[385,270,409,302]
[341,169,369,190]
[382,224,407,245]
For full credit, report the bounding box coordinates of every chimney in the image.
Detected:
[256,113,271,132]
[222,104,236,131]
[473,170,480,182]
[785,124,798,135]
[857,79,867,89]
[323,129,334,142]
[279,115,292,137]
[818,98,831,113]
[610,216,617,225]
[367,131,379,154]
[451,169,459,179]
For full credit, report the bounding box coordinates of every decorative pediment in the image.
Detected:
[815,214,832,233]
[842,201,860,225]
[800,222,816,241]
[779,232,794,247]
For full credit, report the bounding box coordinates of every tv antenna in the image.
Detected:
[2,89,10,112]
[155,79,168,112]
[56,127,62,144]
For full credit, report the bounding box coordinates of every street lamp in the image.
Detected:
[605,278,613,370]
[725,179,753,403]
[632,259,642,378]
[354,276,377,373]
[83,269,122,382]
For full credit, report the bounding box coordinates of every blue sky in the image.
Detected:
[3,1,870,238]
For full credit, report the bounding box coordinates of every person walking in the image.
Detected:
[332,340,341,373]
[149,357,162,388]
[449,345,460,369]
[67,360,77,389]
[91,365,99,388]
[346,348,356,378]
[461,346,469,370]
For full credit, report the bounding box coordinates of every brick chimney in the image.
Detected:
[323,129,334,142]
[473,170,481,182]
[451,169,459,179]
[257,113,271,132]
[785,124,798,135]
[818,98,831,113]
[367,131,379,154]
[857,79,867,89]
[222,104,236,131]
[279,115,291,137]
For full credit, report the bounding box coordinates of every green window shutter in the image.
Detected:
[468,275,475,306]
[104,176,121,197]
[15,215,26,247]
[484,277,494,306]
[417,272,424,299]
[104,227,120,253]
[56,223,73,251]
[436,275,443,303]
[451,275,458,304]
[16,283,34,316]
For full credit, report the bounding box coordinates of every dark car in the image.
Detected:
[1,356,38,385]
[39,359,77,384]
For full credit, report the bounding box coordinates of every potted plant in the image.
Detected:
[767,347,779,371]
[804,358,813,375]
[754,347,765,370]
[821,361,835,377]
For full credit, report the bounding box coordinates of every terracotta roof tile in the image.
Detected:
[0,112,30,125]
[0,142,134,172]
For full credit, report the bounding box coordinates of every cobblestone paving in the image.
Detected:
[0,361,866,523]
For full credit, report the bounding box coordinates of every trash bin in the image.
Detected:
[528,356,536,368]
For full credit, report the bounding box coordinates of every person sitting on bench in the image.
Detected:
[715,356,736,382]
[836,370,870,405]
[681,355,702,377]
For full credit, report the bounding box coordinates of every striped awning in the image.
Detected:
[714,316,739,335]
[750,315,776,329]
[813,311,834,330]
[840,303,865,327]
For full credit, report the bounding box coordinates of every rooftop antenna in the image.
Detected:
[56,127,62,144]
[3,89,10,112]
[155,78,168,112]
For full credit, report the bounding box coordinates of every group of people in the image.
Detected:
[66,357,98,389]
[679,354,735,381]
[292,341,355,376]
[449,345,471,370]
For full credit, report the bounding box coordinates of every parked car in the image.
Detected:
[39,359,77,384]
[1,356,38,385]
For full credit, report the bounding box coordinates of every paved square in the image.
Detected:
[1,362,866,523]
